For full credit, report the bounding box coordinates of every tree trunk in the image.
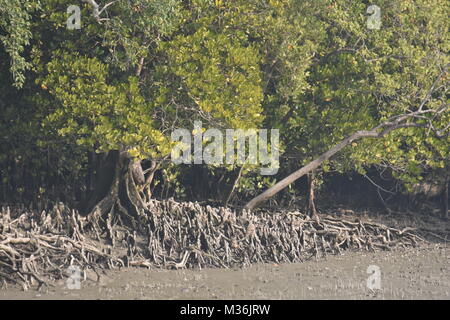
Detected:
[307,171,318,218]
[244,110,447,212]
[141,159,158,201]
[85,151,95,200]
[244,131,364,211]
[224,165,245,207]
[443,176,449,219]
[81,150,118,215]
[80,149,151,229]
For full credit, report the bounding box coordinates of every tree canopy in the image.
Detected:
[0,0,448,214]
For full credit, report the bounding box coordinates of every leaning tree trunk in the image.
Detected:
[244,131,369,212]
[244,104,449,212]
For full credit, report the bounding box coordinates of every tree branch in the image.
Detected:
[82,0,119,23]
[244,104,449,212]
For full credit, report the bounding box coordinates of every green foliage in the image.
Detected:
[272,0,449,185]
[41,53,169,159]
[101,0,183,72]
[0,0,448,204]
[0,0,41,87]
[158,23,264,129]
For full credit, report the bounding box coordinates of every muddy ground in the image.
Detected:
[0,243,448,300]
[1,207,449,300]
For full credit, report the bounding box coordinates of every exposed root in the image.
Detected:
[0,200,429,290]
[0,204,119,290]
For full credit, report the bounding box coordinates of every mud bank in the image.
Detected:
[1,244,448,300]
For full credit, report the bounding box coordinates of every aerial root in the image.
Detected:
[0,200,426,289]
